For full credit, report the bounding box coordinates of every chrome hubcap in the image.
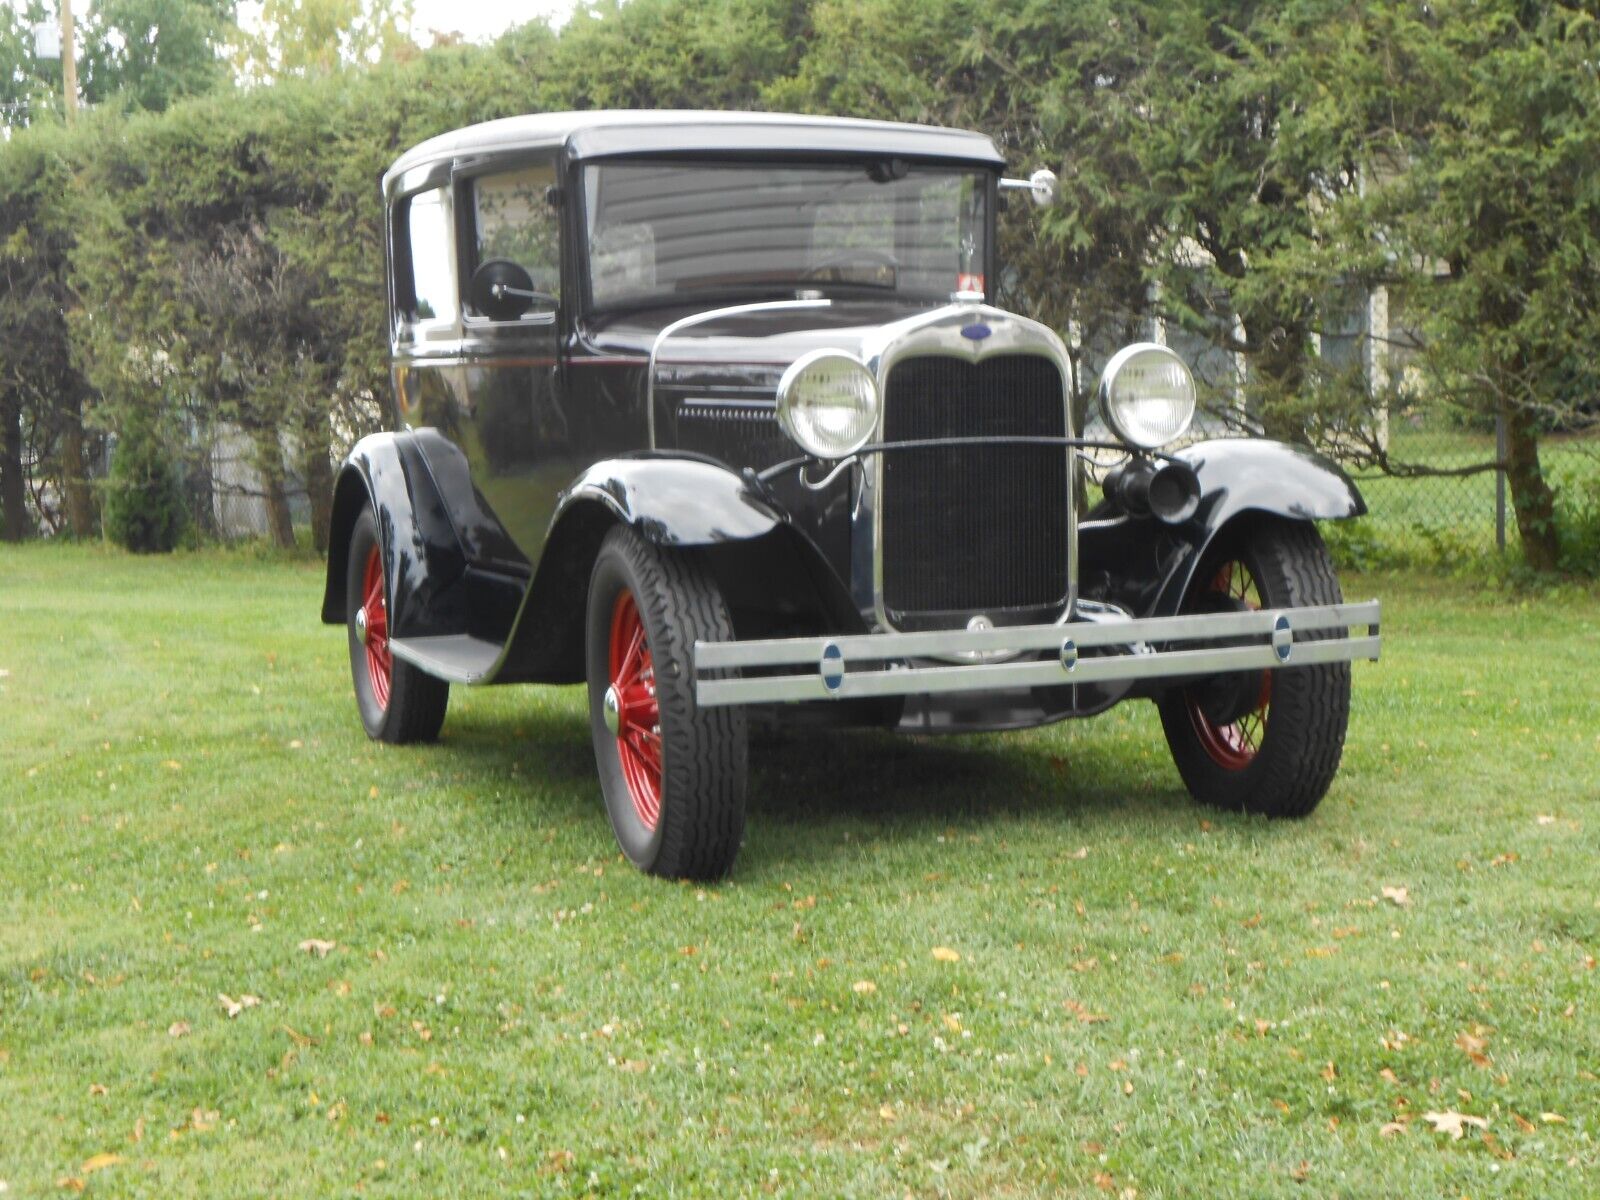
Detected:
[602,684,622,736]
[354,605,369,645]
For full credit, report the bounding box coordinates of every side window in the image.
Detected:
[405,187,458,324]
[472,163,561,314]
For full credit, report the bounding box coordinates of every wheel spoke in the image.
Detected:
[1184,557,1274,771]
[357,545,394,714]
[607,587,664,833]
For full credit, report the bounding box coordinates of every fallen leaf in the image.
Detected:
[1536,814,1556,825]
[282,1025,317,1047]
[219,993,261,1019]
[1381,886,1410,907]
[851,980,877,995]
[167,1021,191,1038]
[1482,1132,1515,1161]
[1422,1111,1488,1139]
[55,1177,85,1191]
[1455,1029,1492,1068]
[1379,1121,1407,1137]
[931,946,961,963]
[88,1084,109,1097]
[878,1104,896,1122]
[298,938,337,958]
[1513,1113,1537,1133]
[1540,1112,1567,1124]
[1062,999,1108,1023]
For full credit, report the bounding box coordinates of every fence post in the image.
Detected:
[1495,412,1508,553]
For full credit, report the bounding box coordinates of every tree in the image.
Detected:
[1293,1,1600,571]
[0,118,98,539]
[78,0,238,112]
[235,0,414,80]
[1,0,53,128]
[103,400,186,551]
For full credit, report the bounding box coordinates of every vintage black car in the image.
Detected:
[321,110,1381,879]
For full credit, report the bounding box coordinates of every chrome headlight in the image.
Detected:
[776,350,879,459]
[1097,343,1196,449]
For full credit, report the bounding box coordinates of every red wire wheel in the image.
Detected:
[1184,559,1271,770]
[607,589,663,832]
[360,544,392,712]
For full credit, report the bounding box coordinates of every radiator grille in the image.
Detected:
[673,399,790,470]
[881,353,1069,622]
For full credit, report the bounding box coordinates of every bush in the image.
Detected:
[103,408,187,553]
[1554,459,1600,577]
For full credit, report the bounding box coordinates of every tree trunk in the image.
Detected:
[1502,401,1559,572]
[253,426,296,549]
[300,413,333,555]
[1,394,29,542]
[60,391,96,538]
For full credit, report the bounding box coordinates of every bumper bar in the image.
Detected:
[693,601,1380,708]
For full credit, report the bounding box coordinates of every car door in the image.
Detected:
[452,155,575,566]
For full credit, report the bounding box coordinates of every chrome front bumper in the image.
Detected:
[693,601,1380,708]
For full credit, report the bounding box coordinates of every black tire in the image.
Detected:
[585,525,748,879]
[346,507,450,745]
[1157,518,1350,817]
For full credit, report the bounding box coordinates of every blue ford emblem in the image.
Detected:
[960,322,992,341]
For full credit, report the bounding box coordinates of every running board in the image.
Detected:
[388,634,504,685]
[693,600,1380,707]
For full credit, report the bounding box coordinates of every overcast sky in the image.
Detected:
[407,0,580,40]
[8,1,583,45]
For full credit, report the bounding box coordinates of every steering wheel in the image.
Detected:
[802,248,899,282]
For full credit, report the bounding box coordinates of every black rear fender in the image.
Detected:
[321,433,529,647]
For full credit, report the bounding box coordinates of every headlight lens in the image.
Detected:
[776,350,879,459]
[1098,343,1197,449]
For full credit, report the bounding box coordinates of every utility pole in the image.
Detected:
[61,0,78,124]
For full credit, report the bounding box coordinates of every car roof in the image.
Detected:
[384,109,1005,194]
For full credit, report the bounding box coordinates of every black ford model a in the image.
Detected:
[321,110,1381,879]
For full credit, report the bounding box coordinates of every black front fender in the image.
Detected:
[1178,438,1366,527]
[1082,438,1366,618]
[554,456,785,546]
[1156,439,1364,615]
[491,456,789,684]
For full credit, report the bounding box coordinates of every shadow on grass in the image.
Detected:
[432,699,1198,873]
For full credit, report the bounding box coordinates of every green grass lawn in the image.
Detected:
[2,544,1597,1197]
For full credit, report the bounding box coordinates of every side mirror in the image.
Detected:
[999,167,1060,209]
[469,258,555,321]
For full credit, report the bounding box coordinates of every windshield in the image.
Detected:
[582,159,989,310]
